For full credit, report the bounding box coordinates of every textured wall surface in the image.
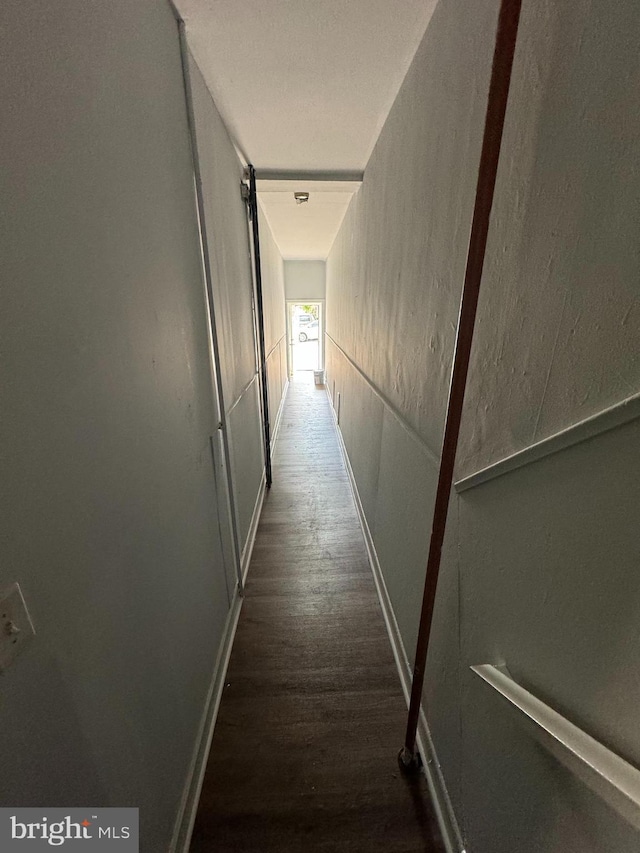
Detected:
[0,2,233,850]
[327,0,496,459]
[284,260,326,302]
[460,0,640,476]
[326,0,640,850]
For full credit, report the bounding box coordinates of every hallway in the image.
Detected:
[4,2,640,850]
[190,378,444,852]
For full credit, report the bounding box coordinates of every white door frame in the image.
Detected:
[286,299,325,377]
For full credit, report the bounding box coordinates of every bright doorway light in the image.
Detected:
[288,302,322,378]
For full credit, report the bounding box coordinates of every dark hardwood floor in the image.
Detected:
[189,376,445,853]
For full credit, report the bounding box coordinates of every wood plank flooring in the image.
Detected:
[189,377,444,853]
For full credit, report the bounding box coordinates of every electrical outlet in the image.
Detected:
[0,583,35,672]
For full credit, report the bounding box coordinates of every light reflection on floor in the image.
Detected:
[291,338,319,372]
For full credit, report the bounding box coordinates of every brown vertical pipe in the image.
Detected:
[401,0,523,764]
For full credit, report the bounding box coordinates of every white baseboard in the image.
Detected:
[241,472,266,585]
[170,589,243,853]
[326,388,465,853]
[240,377,290,585]
[270,378,290,453]
[170,377,290,852]
[239,378,289,586]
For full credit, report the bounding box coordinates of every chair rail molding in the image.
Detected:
[472,664,640,830]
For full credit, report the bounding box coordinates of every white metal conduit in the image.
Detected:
[472,665,640,830]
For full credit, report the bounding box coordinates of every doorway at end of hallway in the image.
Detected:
[287,301,324,380]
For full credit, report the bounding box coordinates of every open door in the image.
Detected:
[286,301,323,379]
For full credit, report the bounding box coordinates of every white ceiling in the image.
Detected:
[176,0,438,256]
[257,180,361,259]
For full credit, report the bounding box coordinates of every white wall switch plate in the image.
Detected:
[0,583,36,672]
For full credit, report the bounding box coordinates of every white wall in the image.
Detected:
[284,260,326,302]
[259,203,289,440]
[0,3,286,850]
[0,2,233,850]
[189,54,287,540]
[188,53,265,556]
[326,0,640,851]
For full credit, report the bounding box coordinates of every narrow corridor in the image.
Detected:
[190,378,444,852]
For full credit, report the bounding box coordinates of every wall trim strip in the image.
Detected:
[170,589,243,853]
[456,391,640,492]
[241,471,266,584]
[171,375,290,851]
[265,332,287,362]
[472,664,640,830]
[270,377,290,453]
[326,333,440,468]
[178,25,245,592]
[226,373,259,418]
[240,374,291,581]
[327,388,465,853]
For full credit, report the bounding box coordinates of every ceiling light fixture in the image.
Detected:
[294,192,310,205]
